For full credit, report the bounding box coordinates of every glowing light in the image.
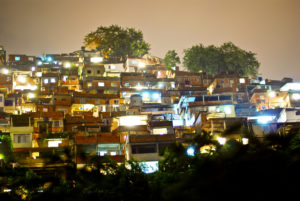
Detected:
[48,140,62,147]
[200,145,216,153]
[119,115,147,126]
[292,93,300,100]
[242,138,249,145]
[153,93,160,99]
[31,66,36,71]
[224,106,232,115]
[138,62,146,68]
[90,57,103,63]
[37,61,42,66]
[50,78,56,83]
[269,91,276,98]
[44,79,48,84]
[28,93,35,99]
[139,161,159,174]
[186,147,195,156]
[2,68,9,74]
[64,62,71,68]
[142,92,150,99]
[83,104,94,111]
[248,116,276,124]
[239,78,245,83]
[280,83,300,91]
[17,76,26,83]
[217,137,227,145]
[47,57,53,62]
[32,152,39,159]
[36,72,42,77]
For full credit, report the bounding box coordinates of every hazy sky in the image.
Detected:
[1,0,300,80]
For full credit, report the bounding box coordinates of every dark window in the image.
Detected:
[87,70,92,74]
[204,96,218,101]
[131,144,157,154]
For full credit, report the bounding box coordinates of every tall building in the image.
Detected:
[0,46,6,65]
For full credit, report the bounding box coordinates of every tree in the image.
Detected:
[84,25,150,63]
[163,50,181,70]
[183,42,259,77]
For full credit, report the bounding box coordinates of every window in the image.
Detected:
[114,100,119,104]
[50,78,56,83]
[0,96,2,102]
[87,83,92,87]
[97,70,101,74]
[239,78,245,83]
[28,57,34,61]
[15,56,20,61]
[194,78,199,82]
[13,134,31,144]
[111,82,118,87]
[87,70,92,74]
[131,144,157,154]
[43,79,49,84]
[53,120,62,127]
[98,82,104,87]
[153,128,168,135]
[43,108,48,112]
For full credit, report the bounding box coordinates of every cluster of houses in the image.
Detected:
[0,45,300,173]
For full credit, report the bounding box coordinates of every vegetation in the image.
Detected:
[0,129,299,201]
[183,42,260,77]
[163,50,180,70]
[84,25,150,63]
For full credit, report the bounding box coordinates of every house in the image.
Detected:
[10,114,34,149]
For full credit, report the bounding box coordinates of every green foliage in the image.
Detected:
[0,131,300,201]
[0,135,14,163]
[163,50,180,70]
[183,42,260,77]
[84,25,150,63]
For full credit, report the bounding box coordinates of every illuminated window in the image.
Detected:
[239,78,245,83]
[48,140,62,147]
[43,79,49,84]
[28,57,34,61]
[15,56,20,61]
[87,83,92,87]
[153,128,168,135]
[50,78,56,83]
[98,82,104,87]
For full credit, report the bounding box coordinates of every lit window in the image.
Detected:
[50,78,56,83]
[44,79,49,84]
[87,83,92,87]
[15,56,20,61]
[98,82,104,87]
[111,65,116,69]
[153,128,168,135]
[239,78,245,83]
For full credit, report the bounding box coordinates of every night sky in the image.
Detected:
[1,0,300,80]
